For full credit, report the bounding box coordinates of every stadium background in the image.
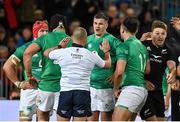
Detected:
[0,0,179,120]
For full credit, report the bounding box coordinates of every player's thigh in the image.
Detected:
[19,89,37,120]
[36,89,56,112]
[90,87,115,112]
[115,86,147,114]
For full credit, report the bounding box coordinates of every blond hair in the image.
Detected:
[73,27,87,40]
[151,20,167,31]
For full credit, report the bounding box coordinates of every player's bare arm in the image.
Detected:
[171,64,180,90]
[101,40,111,68]
[3,56,36,89]
[145,60,151,74]
[44,47,59,57]
[140,32,152,41]
[113,60,127,98]
[23,43,40,78]
[166,60,176,84]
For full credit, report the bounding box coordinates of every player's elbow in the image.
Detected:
[24,49,32,58]
[104,61,111,68]
[3,60,11,73]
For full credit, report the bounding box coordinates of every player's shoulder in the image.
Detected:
[17,41,32,50]
[87,34,95,39]
[105,32,119,41]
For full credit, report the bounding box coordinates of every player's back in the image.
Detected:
[120,36,148,88]
[34,31,72,92]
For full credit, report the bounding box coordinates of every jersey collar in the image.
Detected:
[126,35,136,41]
[72,43,84,48]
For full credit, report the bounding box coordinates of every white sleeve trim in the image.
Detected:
[10,55,21,65]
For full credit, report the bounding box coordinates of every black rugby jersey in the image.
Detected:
[142,40,175,90]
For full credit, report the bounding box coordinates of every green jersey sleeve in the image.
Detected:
[34,35,45,49]
[116,44,128,61]
[13,42,32,61]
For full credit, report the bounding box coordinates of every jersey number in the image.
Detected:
[139,54,146,71]
[39,60,42,67]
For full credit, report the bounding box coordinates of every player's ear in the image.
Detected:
[105,21,108,29]
[122,29,124,33]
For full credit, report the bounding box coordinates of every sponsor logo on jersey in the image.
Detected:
[76,48,79,53]
[71,53,83,59]
[161,49,167,54]
[151,54,161,59]
[88,43,92,49]
[147,46,151,51]
[150,54,162,63]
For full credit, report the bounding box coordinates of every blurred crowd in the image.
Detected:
[0,0,179,99]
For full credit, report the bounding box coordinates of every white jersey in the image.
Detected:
[49,46,105,91]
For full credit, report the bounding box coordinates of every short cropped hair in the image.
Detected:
[151,20,167,31]
[122,17,139,34]
[73,27,87,40]
[49,14,67,31]
[94,12,109,21]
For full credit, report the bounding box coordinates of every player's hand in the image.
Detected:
[101,39,110,53]
[59,37,70,48]
[29,76,38,85]
[113,88,120,98]
[106,74,114,84]
[171,79,180,90]
[171,17,180,30]
[20,80,37,90]
[166,73,176,84]
[140,32,152,41]
[145,80,155,91]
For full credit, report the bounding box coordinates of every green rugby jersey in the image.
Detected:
[13,41,42,81]
[85,32,122,89]
[117,36,149,88]
[34,31,72,92]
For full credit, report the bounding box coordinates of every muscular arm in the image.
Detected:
[113,60,126,98]
[167,60,176,83]
[3,56,20,83]
[44,46,59,57]
[3,56,36,89]
[114,60,127,89]
[145,60,151,74]
[23,43,40,77]
[104,52,111,68]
